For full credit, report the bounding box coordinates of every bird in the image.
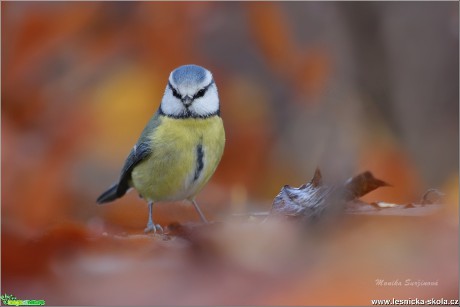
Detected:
[96,64,225,233]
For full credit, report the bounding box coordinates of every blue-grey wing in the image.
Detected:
[96,142,152,204]
[116,142,152,195]
[97,112,161,204]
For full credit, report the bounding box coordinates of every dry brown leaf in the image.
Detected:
[271,169,389,221]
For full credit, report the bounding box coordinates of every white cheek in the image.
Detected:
[190,88,219,116]
[161,92,185,116]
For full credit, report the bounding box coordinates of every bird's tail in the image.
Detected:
[97,183,120,204]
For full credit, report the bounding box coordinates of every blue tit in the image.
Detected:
[97,64,225,233]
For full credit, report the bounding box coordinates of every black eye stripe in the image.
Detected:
[193,80,215,100]
[168,82,182,99]
[168,80,215,100]
[194,89,206,99]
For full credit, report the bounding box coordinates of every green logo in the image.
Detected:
[1,294,45,306]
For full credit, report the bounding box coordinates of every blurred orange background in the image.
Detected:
[2,2,458,306]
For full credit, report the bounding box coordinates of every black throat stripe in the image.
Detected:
[159,106,220,119]
[194,143,204,182]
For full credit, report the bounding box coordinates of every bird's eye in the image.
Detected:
[194,89,206,99]
[171,87,181,99]
[168,83,182,99]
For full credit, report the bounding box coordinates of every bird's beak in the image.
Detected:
[182,96,193,107]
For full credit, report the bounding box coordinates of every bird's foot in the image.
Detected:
[144,222,163,234]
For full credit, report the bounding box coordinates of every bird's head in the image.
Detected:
[160,64,219,118]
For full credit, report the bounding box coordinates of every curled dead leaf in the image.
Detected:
[420,188,445,205]
[271,169,389,221]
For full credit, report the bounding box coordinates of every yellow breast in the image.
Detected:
[131,115,225,202]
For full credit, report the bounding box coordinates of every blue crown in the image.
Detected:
[171,64,208,86]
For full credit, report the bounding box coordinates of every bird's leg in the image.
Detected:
[144,201,163,234]
[191,199,208,223]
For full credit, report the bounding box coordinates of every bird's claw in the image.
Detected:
[144,223,163,234]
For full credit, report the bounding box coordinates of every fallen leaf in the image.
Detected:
[420,188,445,205]
[271,169,389,221]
